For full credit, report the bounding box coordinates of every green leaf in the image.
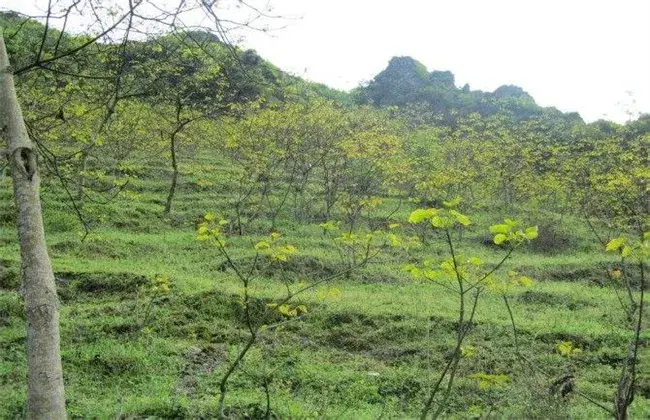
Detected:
[517,276,534,287]
[461,345,477,358]
[606,237,627,252]
[493,234,507,245]
[450,210,471,226]
[430,216,446,228]
[295,305,308,315]
[278,304,294,316]
[489,224,510,234]
[402,264,420,277]
[524,226,539,240]
[408,208,436,224]
[556,341,581,357]
[422,269,441,281]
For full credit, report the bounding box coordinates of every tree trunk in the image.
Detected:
[0,32,67,418]
[76,148,88,208]
[164,133,178,215]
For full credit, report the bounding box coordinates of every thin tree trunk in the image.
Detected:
[76,148,88,208]
[164,133,178,215]
[614,261,646,420]
[0,31,67,419]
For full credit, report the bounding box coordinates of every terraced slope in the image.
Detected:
[0,151,648,418]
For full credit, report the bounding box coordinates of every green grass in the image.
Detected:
[0,155,648,419]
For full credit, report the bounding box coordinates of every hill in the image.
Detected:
[354,56,583,125]
[0,10,649,419]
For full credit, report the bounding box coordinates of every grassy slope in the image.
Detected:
[0,150,648,418]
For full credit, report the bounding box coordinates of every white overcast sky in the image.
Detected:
[4,0,650,122]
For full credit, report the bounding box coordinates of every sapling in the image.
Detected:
[604,233,648,420]
[196,213,383,417]
[136,275,171,332]
[404,201,538,419]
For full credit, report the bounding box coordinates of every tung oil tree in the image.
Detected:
[405,116,485,208]
[2,12,145,234]
[404,202,538,419]
[562,122,649,419]
[334,106,407,230]
[222,101,313,232]
[128,33,274,215]
[221,99,390,232]
[0,1,280,416]
[195,213,389,416]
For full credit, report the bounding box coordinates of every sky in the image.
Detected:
[4,0,650,122]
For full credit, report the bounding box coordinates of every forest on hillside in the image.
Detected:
[0,2,648,419]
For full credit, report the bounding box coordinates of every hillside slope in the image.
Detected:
[1,11,649,419]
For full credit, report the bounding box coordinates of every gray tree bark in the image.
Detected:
[0,30,67,419]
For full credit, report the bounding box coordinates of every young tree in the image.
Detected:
[127,34,273,215]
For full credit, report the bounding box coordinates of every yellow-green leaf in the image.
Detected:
[489,224,510,234]
[606,237,627,252]
[524,226,539,240]
[450,210,471,226]
[408,208,436,224]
